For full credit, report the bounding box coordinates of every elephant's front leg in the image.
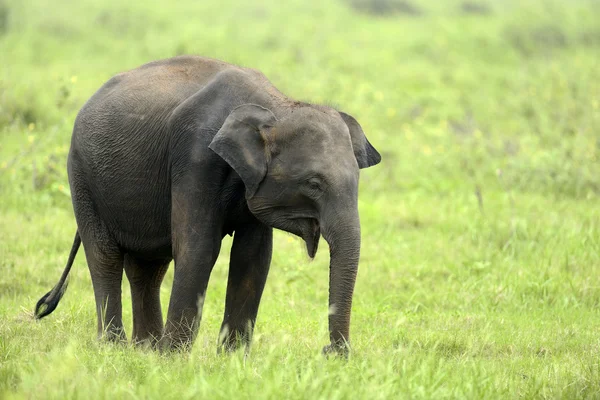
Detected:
[161,191,223,351]
[161,234,221,351]
[218,222,273,353]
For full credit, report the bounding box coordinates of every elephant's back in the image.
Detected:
[71,56,257,155]
[76,56,234,132]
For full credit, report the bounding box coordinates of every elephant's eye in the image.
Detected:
[303,177,325,198]
[308,179,322,190]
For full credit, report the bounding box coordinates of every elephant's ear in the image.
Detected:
[338,111,381,169]
[209,104,277,198]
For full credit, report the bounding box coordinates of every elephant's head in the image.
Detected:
[209,103,380,354]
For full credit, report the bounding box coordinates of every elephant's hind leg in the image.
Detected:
[70,168,126,342]
[80,231,126,342]
[124,255,169,345]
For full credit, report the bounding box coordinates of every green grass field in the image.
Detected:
[1,0,600,398]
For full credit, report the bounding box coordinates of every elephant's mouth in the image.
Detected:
[248,203,320,257]
[301,218,320,259]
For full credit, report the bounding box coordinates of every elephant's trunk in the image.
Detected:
[321,204,361,354]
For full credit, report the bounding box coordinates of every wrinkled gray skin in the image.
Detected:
[35,56,381,356]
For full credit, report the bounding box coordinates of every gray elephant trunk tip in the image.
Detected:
[304,219,320,259]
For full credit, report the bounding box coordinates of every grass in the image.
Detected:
[1,0,600,398]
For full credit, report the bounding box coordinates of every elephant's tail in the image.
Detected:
[34,231,81,319]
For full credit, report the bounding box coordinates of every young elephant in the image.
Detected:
[35,55,381,355]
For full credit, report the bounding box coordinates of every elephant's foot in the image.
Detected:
[217,326,251,354]
[158,334,195,352]
[158,321,197,352]
[131,332,162,349]
[322,342,350,359]
[217,321,253,354]
[99,325,127,344]
[131,320,164,348]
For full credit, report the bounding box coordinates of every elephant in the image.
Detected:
[34,55,381,356]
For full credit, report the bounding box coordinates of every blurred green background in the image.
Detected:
[1,0,600,398]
